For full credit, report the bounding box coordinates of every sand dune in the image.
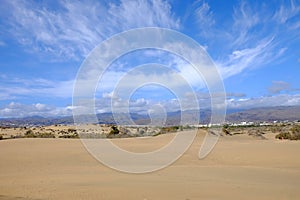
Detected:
[1,130,300,200]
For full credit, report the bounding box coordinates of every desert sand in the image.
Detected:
[1,129,300,200]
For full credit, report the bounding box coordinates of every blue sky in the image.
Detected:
[0,0,300,117]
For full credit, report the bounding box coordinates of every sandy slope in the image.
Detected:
[1,130,300,200]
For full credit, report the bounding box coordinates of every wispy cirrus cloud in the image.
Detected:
[1,0,179,60]
[193,0,299,79]
[273,0,300,24]
[1,0,300,118]
[108,0,179,30]
[193,1,215,37]
[231,1,261,47]
[218,38,287,79]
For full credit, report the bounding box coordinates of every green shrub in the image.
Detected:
[24,130,55,138]
[275,132,292,140]
[59,134,79,139]
[222,126,231,135]
[291,125,300,134]
[153,132,161,137]
[160,126,180,134]
[39,132,55,138]
[276,125,300,140]
[270,126,282,133]
[110,126,119,135]
[68,128,77,133]
[59,130,67,134]
[290,132,300,140]
[24,130,36,138]
[223,124,229,129]
[232,132,243,135]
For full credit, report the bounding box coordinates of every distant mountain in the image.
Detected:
[1,106,300,127]
[226,106,300,122]
[0,115,73,127]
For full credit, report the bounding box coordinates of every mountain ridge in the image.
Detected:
[1,106,300,126]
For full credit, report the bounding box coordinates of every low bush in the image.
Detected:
[153,132,161,137]
[291,125,300,133]
[110,126,119,135]
[24,130,55,138]
[275,132,292,140]
[24,130,36,138]
[160,126,180,134]
[68,128,77,133]
[222,126,231,135]
[276,125,300,140]
[59,134,79,139]
[270,126,282,133]
[38,132,55,138]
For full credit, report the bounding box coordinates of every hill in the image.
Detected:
[1,106,300,126]
[226,106,300,122]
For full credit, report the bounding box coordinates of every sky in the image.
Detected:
[0,0,300,118]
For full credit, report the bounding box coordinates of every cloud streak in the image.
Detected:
[194,0,299,79]
[268,81,291,94]
[0,0,299,118]
[1,0,179,60]
[0,102,73,118]
[227,94,300,109]
[0,75,74,100]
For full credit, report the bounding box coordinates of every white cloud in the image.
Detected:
[0,76,74,99]
[273,0,300,24]
[227,94,300,109]
[2,0,179,60]
[217,37,286,79]
[218,2,293,78]
[1,1,299,118]
[192,1,298,80]
[96,65,204,100]
[108,0,179,30]
[0,102,72,118]
[2,93,300,118]
[0,93,15,101]
[268,81,291,94]
[231,1,260,47]
[194,1,215,32]
[102,91,119,99]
